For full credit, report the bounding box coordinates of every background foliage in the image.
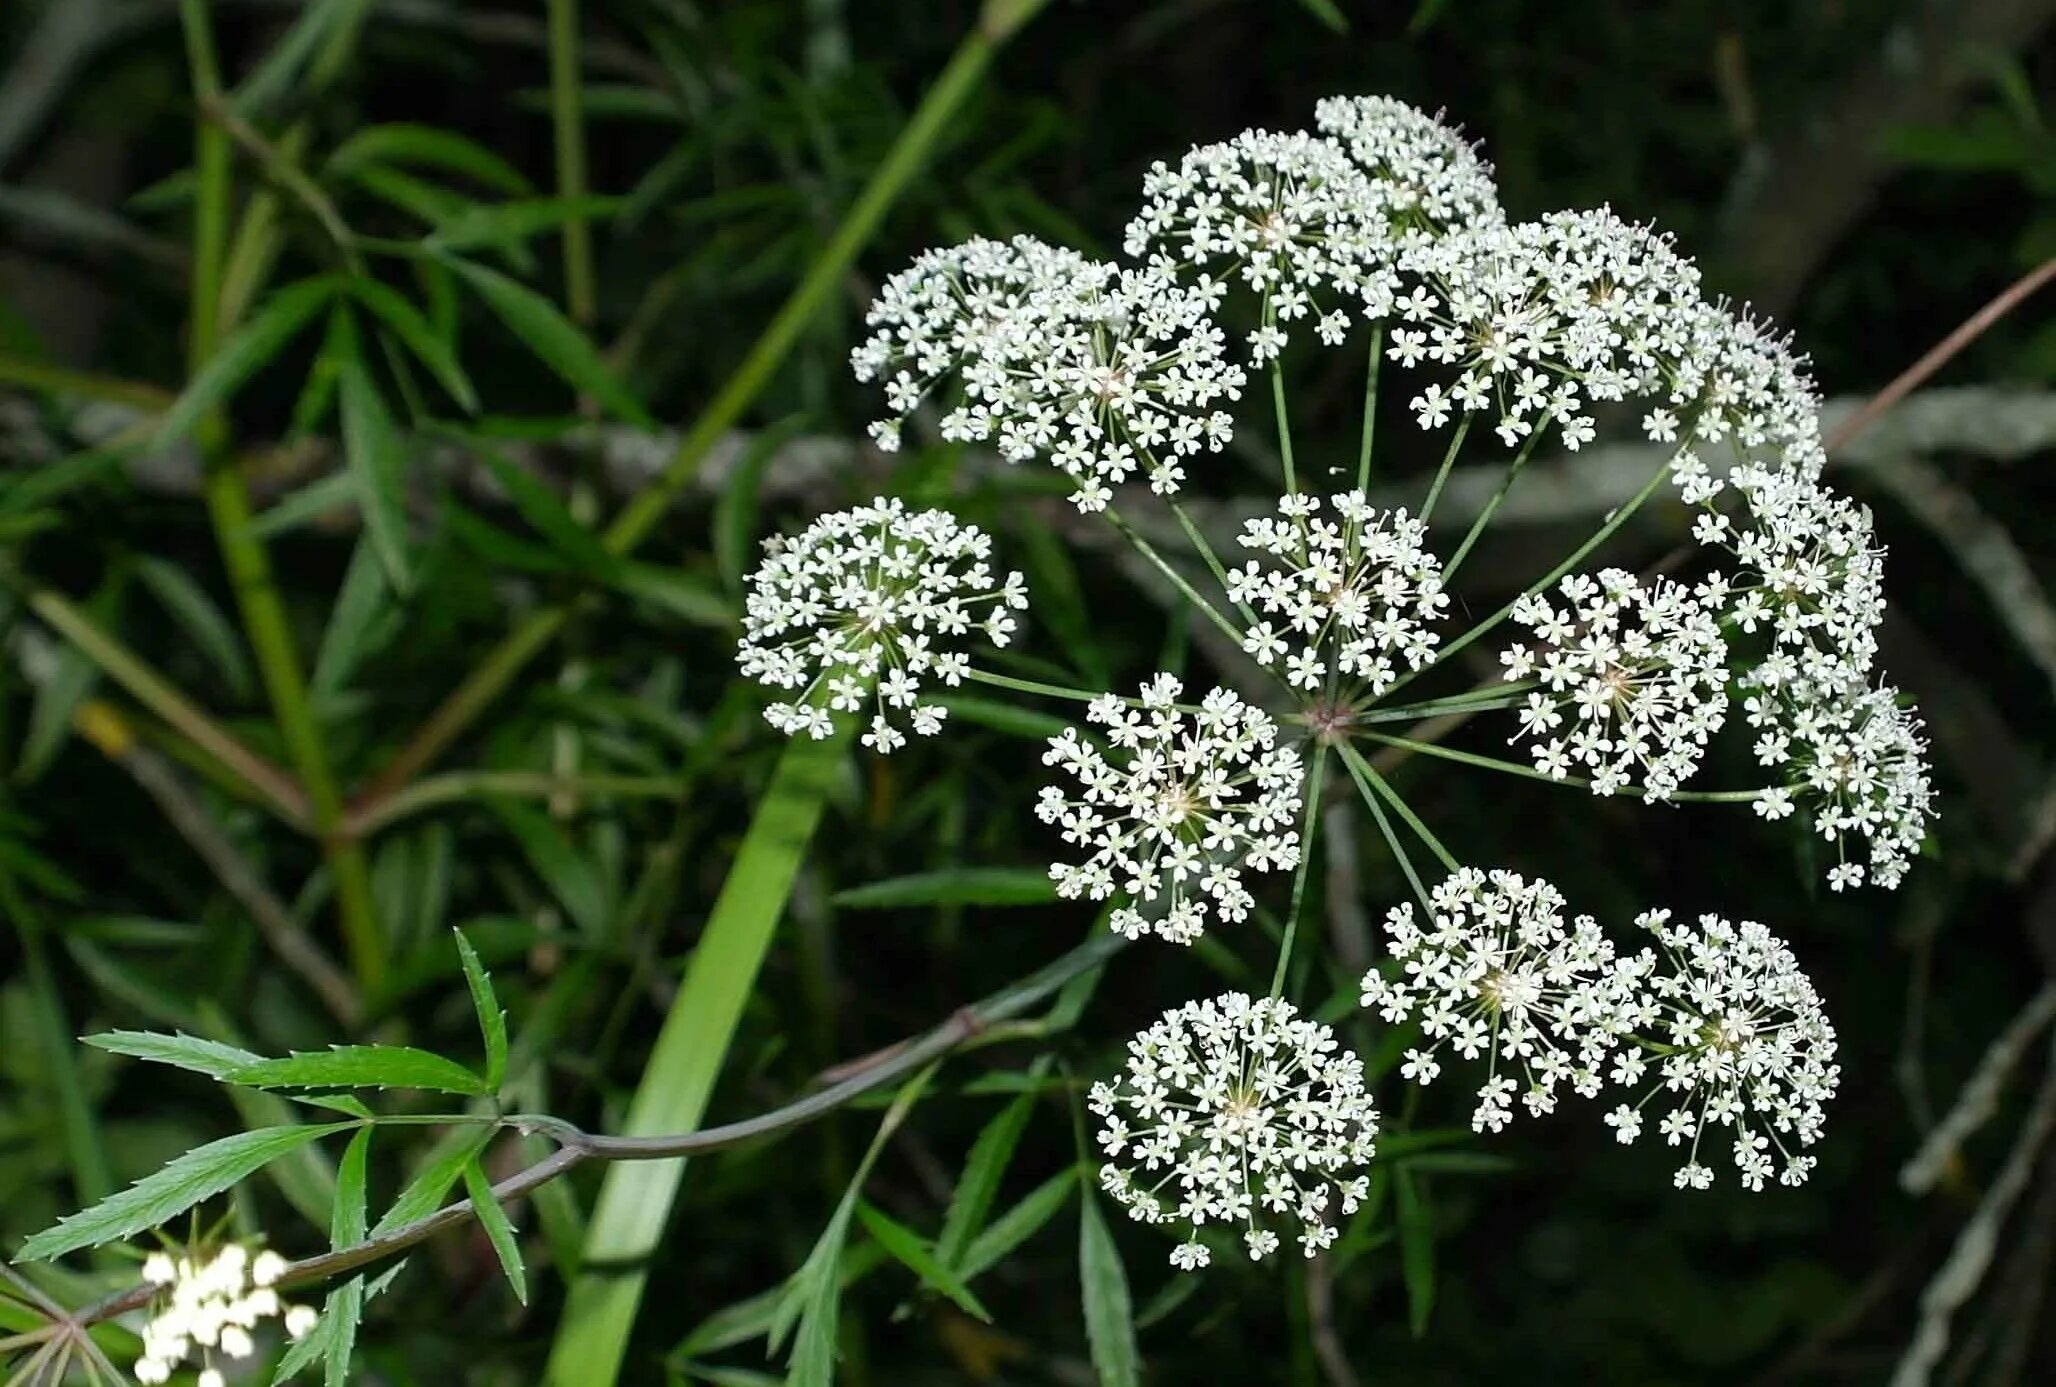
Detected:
[2,0,2055,1383]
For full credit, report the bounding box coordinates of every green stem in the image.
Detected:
[1269,746,1328,997]
[179,0,386,989]
[1168,498,1256,624]
[964,668,1105,704]
[546,0,596,326]
[1337,740,1431,915]
[1355,324,1383,492]
[1355,730,1770,803]
[1440,424,1545,583]
[1338,742,1457,872]
[1417,416,1472,523]
[1103,506,1246,647]
[1353,684,1533,725]
[361,6,1046,805]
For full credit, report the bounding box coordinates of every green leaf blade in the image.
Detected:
[453,930,509,1093]
[442,256,651,427]
[85,1029,263,1080]
[228,1045,487,1095]
[1079,1193,1140,1387]
[464,1157,529,1304]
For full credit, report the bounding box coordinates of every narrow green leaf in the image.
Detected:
[1295,0,1350,31]
[427,196,625,252]
[786,1263,841,1387]
[312,535,397,696]
[334,1126,372,1243]
[371,1127,491,1236]
[19,636,98,783]
[326,123,533,195]
[323,1276,364,1387]
[442,256,652,426]
[253,470,358,539]
[713,419,803,595]
[933,694,1073,741]
[155,277,337,446]
[134,558,254,699]
[18,1124,350,1261]
[937,1087,1040,1268]
[229,1046,486,1095]
[460,432,619,576]
[338,362,415,594]
[612,564,738,628]
[464,1157,529,1303]
[1395,1168,1435,1337]
[957,1167,1076,1283]
[671,1246,886,1359]
[85,1030,263,1080]
[1079,1193,1140,1387]
[832,867,1058,911]
[453,930,508,1093]
[231,0,364,117]
[488,798,612,937]
[344,277,480,412]
[855,1201,991,1322]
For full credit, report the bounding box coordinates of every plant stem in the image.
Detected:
[1354,685,1533,725]
[1270,746,1328,997]
[1103,506,1246,646]
[1355,729,1771,803]
[546,0,596,326]
[1272,357,1297,495]
[1338,742,1457,872]
[1440,425,1545,583]
[1337,741,1430,914]
[964,668,1105,704]
[1355,324,1383,491]
[1417,416,1471,523]
[360,7,1045,805]
[179,0,386,989]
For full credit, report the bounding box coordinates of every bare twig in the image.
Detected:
[1901,983,2056,1194]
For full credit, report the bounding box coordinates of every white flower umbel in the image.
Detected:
[1091,992,1379,1267]
[133,1242,314,1385]
[1227,492,1448,697]
[1038,675,1303,943]
[738,499,1027,753]
[1768,684,1934,891]
[1500,567,1730,800]
[1607,910,1839,1191]
[1362,868,1643,1133]
[1125,129,1403,361]
[850,234,1096,455]
[1392,209,1822,467]
[1311,95,1503,234]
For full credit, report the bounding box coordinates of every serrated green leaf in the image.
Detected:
[1079,1192,1139,1387]
[85,1029,263,1080]
[155,278,338,446]
[253,470,358,539]
[1395,1167,1435,1337]
[831,867,1058,911]
[326,123,533,195]
[453,930,507,1093]
[442,256,651,426]
[463,1157,528,1303]
[372,1126,491,1236]
[855,1201,991,1322]
[957,1167,1076,1283]
[488,798,612,937]
[338,361,414,594]
[134,558,254,699]
[938,1086,1040,1268]
[229,1046,486,1095]
[293,1093,378,1120]
[334,1126,372,1243]
[323,1275,364,1387]
[344,277,479,412]
[18,1124,351,1261]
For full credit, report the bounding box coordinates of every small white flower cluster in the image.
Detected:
[1228,493,1448,696]
[1500,568,1730,800]
[1606,910,1839,1191]
[1125,129,1403,362]
[1091,992,1379,1268]
[1692,463,1934,888]
[737,499,1027,753]
[1367,872,1840,1190]
[1361,869,1640,1133]
[1312,95,1503,234]
[853,244,1246,512]
[134,1244,317,1385]
[1389,209,1822,465]
[1039,675,1303,943]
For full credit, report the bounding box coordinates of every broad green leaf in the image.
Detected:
[229,1045,486,1095]
[1078,1193,1139,1387]
[488,798,612,938]
[937,1085,1041,1268]
[18,1124,351,1261]
[326,123,533,195]
[427,196,626,252]
[155,277,337,446]
[957,1167,1076,1283]
[459,432,619,577]
[453,930,508,1092]
[344,277,479,411]
[464,1157,528,1303]
[338,362,414,594]
[135,557,253,700]
[832,867,1058,911]
[855,1201,991,1322]
[1395,1168,1435,1337]
[442,256,652,426]
[371,1126,491,1236]
[85,1030,262,1080]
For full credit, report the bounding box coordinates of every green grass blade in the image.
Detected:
[1079,1191,1140,1387]
[541,726,850,1386]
